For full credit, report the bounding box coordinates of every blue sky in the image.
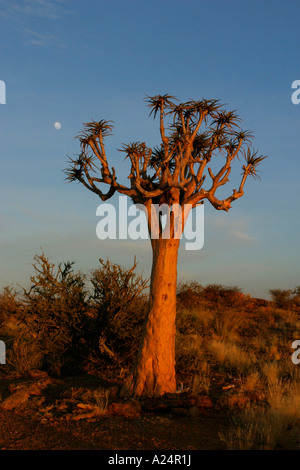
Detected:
[0,0,299,299]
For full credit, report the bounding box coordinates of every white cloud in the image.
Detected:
[23,29,66,47]
[0,0,65,20]
[208,215,255,246]
[230,229,254,242]
[0,0,68,47]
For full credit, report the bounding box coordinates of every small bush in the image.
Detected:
[87,258,148,375]
[269,289,294,310]
[16,253,90,375]
[0,286,21,328]
[7,336,44,376]
[203,284,243,308]
[177,281,203,308]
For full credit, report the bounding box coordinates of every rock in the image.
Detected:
[55,402,69,412]
[28,369,49,380]
[71,410,101,421]
[187,397,197,406]
[75,403,95,411]
[196,396,213,408]
[1,389,31,410]
[172,407,190,416]
[141,401,171,413]
[108,400,142,418]
[9,377,55,395]
[170,396,214,416]
[2,377,58,410]
[26,382,49,396]
[222,384,235,390]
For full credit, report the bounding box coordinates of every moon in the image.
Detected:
[54,122,62,130]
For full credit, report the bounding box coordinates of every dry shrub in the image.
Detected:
[0,286,22,330]
[14,253,91,375]
[203,284,243,308]
[6,254,149,378]
[7,337,43,376]
[87,258,148,376]
[269,289,294,310]
[177,281,203,309]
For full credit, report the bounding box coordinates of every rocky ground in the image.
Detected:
[0,368,231,450]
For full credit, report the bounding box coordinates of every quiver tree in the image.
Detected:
[65,94,266,397]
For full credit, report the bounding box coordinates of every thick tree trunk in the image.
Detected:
[121,238,180,397]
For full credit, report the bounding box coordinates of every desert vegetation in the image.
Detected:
[0,253,299,449]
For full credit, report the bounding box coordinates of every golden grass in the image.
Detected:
[176,292,300,449]
[219,405,300,450]
[209,338,255,372]
[191,361,211,394]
